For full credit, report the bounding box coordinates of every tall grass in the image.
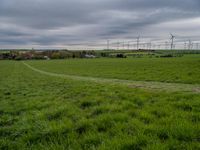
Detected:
[0,60,200,149]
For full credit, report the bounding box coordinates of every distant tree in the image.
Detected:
[51,52,60,59]
[116,53,126,58]
[101,52,108,57]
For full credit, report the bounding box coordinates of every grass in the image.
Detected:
[27,55,200,84]
[0,56,200,149]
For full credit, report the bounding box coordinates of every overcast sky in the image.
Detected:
[1,0,200,49]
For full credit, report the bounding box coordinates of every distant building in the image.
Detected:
[44,56,50,60]
[84,54,96,58]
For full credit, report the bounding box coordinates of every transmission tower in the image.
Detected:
[165,41,168,50]
[136,36,140,50]
[107,40,110,50]
[128,41,130,50]
[188,39,192,50]
[197,43,199,50]
[117,41,120,50]
[184,41,187,50]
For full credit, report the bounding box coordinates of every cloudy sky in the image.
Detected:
[0,0,200,49]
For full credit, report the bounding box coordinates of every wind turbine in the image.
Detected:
[170,33,175,50]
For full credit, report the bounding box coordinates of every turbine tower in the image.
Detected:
[170,33,175,50]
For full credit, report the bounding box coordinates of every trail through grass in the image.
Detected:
[23,61,200,93]
[27,56,200,84]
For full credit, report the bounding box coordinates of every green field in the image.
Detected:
[28,55,200,84]
[1,55,200,149]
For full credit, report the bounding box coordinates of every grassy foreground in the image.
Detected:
[0,57,200,150]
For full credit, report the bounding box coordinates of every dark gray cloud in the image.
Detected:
[0,0,200,49]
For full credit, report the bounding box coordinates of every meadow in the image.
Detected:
[28,55,200,84]
[0,54,200,150]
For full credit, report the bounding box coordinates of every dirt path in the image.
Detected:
[23,61,200,93]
